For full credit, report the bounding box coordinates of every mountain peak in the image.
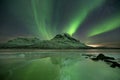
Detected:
[51,33,80,42]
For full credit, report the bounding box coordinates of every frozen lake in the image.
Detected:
[0,49,120,80]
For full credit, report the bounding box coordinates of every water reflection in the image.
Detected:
[0,50,120,80]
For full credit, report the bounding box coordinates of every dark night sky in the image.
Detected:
[0,0,120,47]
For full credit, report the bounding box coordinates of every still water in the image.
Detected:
[0,49,120,80]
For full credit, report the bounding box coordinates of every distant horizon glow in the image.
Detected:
[87,44,103,47]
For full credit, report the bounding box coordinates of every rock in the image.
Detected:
[91,54,115,61]
[104,59,120,68]
[82,54,96,58]
[91,54,120,68]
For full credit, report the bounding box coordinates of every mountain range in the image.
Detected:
[0,33,90,49]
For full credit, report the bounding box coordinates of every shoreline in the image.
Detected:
[0,48,120,52]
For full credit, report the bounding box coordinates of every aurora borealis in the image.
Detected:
[88,13,120,37]
[63,0,105,35]
[0,0,120,47]
[31,0,54,39]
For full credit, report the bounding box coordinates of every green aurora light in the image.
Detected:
[30,0,119,40]
[88,14,120,37]
[31,0,53,39]
[63,0,105,36]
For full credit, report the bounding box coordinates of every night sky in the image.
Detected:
[0,0,120,47]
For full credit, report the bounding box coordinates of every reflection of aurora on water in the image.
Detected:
[0,51,120,80]
[57,56,120,80]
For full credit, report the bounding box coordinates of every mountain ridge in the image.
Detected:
[0,33,89,49]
